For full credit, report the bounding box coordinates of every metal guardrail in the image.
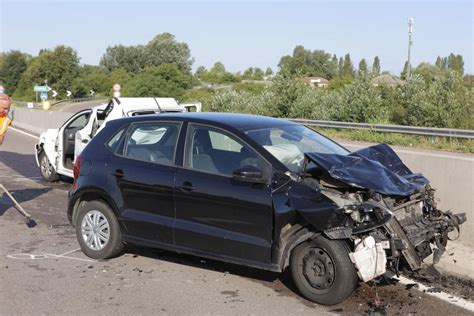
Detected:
[290,119,474,139]
[12,97,107,108]
[51,97,107,106]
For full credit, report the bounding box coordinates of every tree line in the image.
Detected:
[0,32,472,129]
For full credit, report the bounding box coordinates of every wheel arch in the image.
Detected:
[69,188,120,228]
[277,224,321,272]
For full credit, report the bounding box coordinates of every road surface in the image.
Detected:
[0,128,472,315]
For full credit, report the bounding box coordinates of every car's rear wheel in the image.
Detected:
[75,200,123,259]
[39,152,59,182]
[290,236,358,305]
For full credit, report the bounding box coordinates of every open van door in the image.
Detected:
[73,110,98,162]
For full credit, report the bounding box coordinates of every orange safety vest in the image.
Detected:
[0,111,12,136]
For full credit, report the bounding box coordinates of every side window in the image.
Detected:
[106,128,126,151]
[67,112,91,129]
[185,124,267,176]
[123,122,180,165]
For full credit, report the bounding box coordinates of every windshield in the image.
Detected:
[246,124,349,173]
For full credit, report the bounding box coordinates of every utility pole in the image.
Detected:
[407,17,414,79]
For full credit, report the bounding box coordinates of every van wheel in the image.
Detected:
[75,200,123,259]
[39,152,59,182]
[290,236,358,305]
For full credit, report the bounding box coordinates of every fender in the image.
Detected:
[68,186,122,229]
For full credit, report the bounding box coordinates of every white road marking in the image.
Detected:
[59,248,81,256]
[7,251,95,263]
[397,275,474,312]
[9,126,39,140]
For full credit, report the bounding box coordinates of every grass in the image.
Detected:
[313,127,474,154]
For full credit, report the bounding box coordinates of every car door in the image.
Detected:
[74,109,98,161]
[107,121,181,245]
[174,123,274,264]
[59,110,92,172]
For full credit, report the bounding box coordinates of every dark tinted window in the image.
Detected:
[67,111,91,129]
[185,124,267,176]
[123,122,180,165]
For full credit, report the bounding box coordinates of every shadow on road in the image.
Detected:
[0,187,52,216]
[124,245,301,298]
[0,151,39,179]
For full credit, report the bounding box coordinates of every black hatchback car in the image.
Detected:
[69,113,465,305]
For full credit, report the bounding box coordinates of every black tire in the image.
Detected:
[75,200,123,259]
[39,152,59,182]
[290,236,358,305]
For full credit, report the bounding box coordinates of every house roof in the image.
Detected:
[371,74,405,86]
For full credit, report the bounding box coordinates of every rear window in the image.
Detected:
[106,128,126,151]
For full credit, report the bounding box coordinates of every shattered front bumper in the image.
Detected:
[386,209,466,270]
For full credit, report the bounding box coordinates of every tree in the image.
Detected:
[200,62,238,84]
[253,67,264,80]
[338,57,344,77]
[243,67,254,79]
[0,50,28,95]
[372,56,381,75]
[400,61,410,80]
[99,44,146,74]
[413,62,442,84]
[277,46,335,79]
[328,54,338,79]
[124,63,192,98]
[447,53,464,74]
[435,56,443,69]
[144,33,193,73]
[71,65,110,97]
[342,54,354,77]
[195,66,207,79]
[264,67,273,77]
[100,33,193,74]
[14,45,80,100]
[358,58,368,74]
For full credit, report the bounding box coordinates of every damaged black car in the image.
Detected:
[68,113,466,305]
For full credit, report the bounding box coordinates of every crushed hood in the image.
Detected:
[305,144,429,196]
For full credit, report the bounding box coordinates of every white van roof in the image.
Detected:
[117,97,183,113]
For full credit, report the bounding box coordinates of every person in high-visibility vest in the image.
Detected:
[0,94,12,145]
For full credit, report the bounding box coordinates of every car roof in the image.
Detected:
[110,112,296,131]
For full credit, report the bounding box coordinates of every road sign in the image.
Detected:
[52,90,58,98]
[113,84,121,92]
[40,92,48,101]
[90,90,95,96]
[66,90,72,97]
[34,85,49,93]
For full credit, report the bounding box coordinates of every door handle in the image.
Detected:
[111,169,124,178]
[178,181,194,192]
[81,139,89,144]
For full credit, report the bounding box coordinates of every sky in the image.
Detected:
[0,0,473,74]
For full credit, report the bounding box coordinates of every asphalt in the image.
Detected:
[0,128,473,315]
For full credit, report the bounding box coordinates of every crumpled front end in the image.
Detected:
[302,144,467,282]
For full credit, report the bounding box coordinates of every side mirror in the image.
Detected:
[233,166,267,183]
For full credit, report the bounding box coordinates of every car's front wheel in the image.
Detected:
[39,152,59,182]
[75,200,123,259]
[290,236,359,305]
